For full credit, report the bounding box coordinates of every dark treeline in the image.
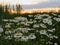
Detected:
[0,4,22,27]
[0,4,22,14]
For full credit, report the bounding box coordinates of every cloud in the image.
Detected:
[0,0,50,5]
[20,0,50,5]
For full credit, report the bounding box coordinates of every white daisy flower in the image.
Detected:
[33,20,37,23]
[53,17,60,22]
[52,28,55,31]
[20,22,26,24]
[54,43,58,45]
[52,13,57,16]
[5,30,12,34]
[14,33,23,38]
[13,20,19,22]
[36,30,39,32]
[58,15,60,17]
[53,35,58,39]
[47,34,54,39]
[0,27,3,32]
[48,29,53,32]
[47,28,55,32]
[40,23,47,28]
[24,23,30,26]
[48,41,53,44]
[35,15,42,19]
[47,20,52,25]
[42,14,49,17]
[21,28,28,33]
[33,24,39,28]
[43,18,52,25]
[40,30,47,35]
[48,16,52,19]
[2,19,8,22]
[14,17,27,21]
[28,34,36,39]
[5,24,11,28]
[43,18,48,23]
[28,15,33,17]
[5,35,12,40]
[20,36,29,41]
[16,28,28,33]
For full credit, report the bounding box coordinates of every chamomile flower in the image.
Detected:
[40,30,47,35]
[47,28,55,32]
[0,27,3,32]
[53,17,60,22]
[33,24,39,28]
[54,43,58,45]
[14,33,23,38]
[20,36,29,41]
[43,18,52,25]
[40,23,47,28]
[28,34,36,39]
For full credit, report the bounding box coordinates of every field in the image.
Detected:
[0,11,60,45]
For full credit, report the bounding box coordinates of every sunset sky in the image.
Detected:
[0,0,60,9]
[0,0,50,5]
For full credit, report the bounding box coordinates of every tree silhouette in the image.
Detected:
[0,5,4,13]
[0,5,4,25]
[16,4,22,14]
[5,5,9,13]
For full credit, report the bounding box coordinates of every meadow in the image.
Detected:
[0,5,60,45]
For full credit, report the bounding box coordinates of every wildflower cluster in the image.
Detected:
[0,13,60,45]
